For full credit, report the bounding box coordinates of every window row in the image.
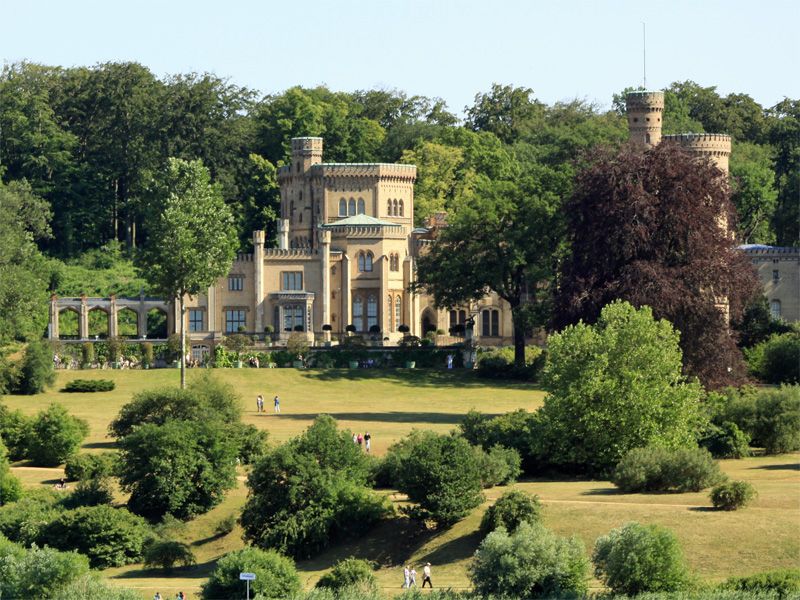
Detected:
[387,198,405,217]
[387,294,403,332]
[357,251,374,272]
[352,295,378,332]
[339,197,366,216]
[389,253,401,271]
[228,275,244,291]
[481,309,500,337]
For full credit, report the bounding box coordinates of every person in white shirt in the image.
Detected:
[422,562,432,588]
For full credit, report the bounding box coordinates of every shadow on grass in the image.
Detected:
[688,506,717,512]
[581,487,622,496]
[751,463,800,471]
[111,558,217,580]
[272,412,503,425]
[83,441,118,450]
[298,369,539,391]
[192,531,229,546]
[419,530,483,564]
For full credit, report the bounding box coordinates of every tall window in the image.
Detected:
[189,309,204,332]
[283,304,304,331]
[770,299,782,319]
[773,269,780,282]
[225,309,246,333]
[282,271,303,290]
[395,295,402,331]
[481,309,499,336]
[392,199,398,216]
[353,296,364,332]
[367,295,378,330]
[399,199,404,216]
[387,199,392,215]
[365,252,373,272]
[387,295,393,331]
[358,251,373,272]
[449,310,466,328]
[389,253,400,271]
[348,198,356,216]
[228,275,244,291]
[357,198,365,214]
[339,198,347,216]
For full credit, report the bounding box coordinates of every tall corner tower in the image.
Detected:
[661,133,732,175]
[626,90,664,147]
[290,137,323,173]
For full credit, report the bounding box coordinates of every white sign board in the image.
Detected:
[239,572,256,581]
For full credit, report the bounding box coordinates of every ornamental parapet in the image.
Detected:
[625,90,665,110]
[263,248,320,258]
[663,133,732,155]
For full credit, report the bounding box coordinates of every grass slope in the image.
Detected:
[4,369,799,598]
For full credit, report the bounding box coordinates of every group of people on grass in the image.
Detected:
[352,431,372,452]
[255,394,280,413]
[153,592,184,600]
[403,562,433,588]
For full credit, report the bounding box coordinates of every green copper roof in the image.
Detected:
[322,214,400,228]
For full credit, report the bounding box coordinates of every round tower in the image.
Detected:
[661,133,732,175]
[626,91,664,147]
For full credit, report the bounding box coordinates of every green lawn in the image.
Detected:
[4,369,799,598]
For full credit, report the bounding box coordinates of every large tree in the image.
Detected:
[415,158,567,366]
[554,142,760,388]
[138,158,238,388]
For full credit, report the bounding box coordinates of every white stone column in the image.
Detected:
[278,219,290,250]
[108,295,118,338]
[342,254,352,331]
[253,230,265,333]
[320,230,331,329]
[207,286,217,332]
[49,295,59,340]
[79,295,89,340]
[380,254,389,335]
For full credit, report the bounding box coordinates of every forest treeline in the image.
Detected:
[1,60,797,260]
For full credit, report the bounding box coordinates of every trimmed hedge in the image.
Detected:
[62,379,115,393]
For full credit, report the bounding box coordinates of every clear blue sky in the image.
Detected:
[3,0,797,114]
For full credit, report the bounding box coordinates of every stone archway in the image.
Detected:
[117,307,139,338]
[87,306,110,338]
[58,307,80,339]
[146,308,168,339]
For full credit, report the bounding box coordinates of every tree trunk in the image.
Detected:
[179,295,186,390]
[511,302,526,368]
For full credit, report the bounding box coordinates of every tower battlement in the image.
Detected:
[663,133,732,173]
[625,90,665,110]
[291,137,323,156]
[625,90,664,147]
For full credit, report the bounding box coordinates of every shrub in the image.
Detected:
[541,302,705,475]
[230,423,269,465]
[287,332,310,359]
[475,444,522,488]
[593,521,692,595]
[81,342,94,366]
[117,419,237,520]
[722,568,800,597]
[0,404,32,460]
[223,333,251,356]
[240,416,390,558]
[459,409,545,473]
[27,404,89,466]
[752,386,800,454]
[215,514,236,537]
[745,331,800,384]
[64,452,117,481]
[476,345,544,381]
[62,379,115,393]
[316,558,376,591]
[0,539,91,599]
[699,421,751,459]
[0,439,22,505]
[470,521,589,598]
[612,446,726,493]
[39,505,150,568]
[48,573,142,600]
[395,432,484,526]
[13,340,56,394]
[62,477,114,509]
[710,480,757,511]
[479,489,542,537]
[143,539,196,571]
[140,342,154,366]
[202,547,300,600]
[0,489,63,545]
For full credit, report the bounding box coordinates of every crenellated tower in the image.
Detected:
[662,133,732,175]
[625,90,664,147]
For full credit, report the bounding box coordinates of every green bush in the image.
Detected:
[48,573,142,600]
[745,331,800,384]
[592,521,692,595]
[39,505,150,568]
[117,419,237,520]
[479,489,542,537]
[140,342,154,366]
[27,404,89,466]
[0,404,32,460]
[612,446,726,493]
[142,539,196,571]
[459,409,545,473]
[230,422,269,464]
[316,558,376,591]
[241,416,390,559]
[710,480,758,511]
[64,452,117,481]
[62,477,114,509]
[0,538,91,599]
[699,421,751,459]
[13,340,56,394]
[752,386,800,454]
[470,520,589,598]
[215,514,237,536]
[475,444,522,488]
[722,568,800,597]
[0,439,22,505]
[476,345,544,381]
[395,432,484,526]
[202,547,300,600]
[81,342,94,366]
[62,378,115,392]
[0,489,63,545]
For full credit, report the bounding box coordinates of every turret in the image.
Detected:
[626,91,664,147]
[662,133,732,175]
[290,137,323,174]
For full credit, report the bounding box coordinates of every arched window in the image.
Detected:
[770,299,782,319]
[348,198,356,216]
[395,296,402,331]
[387,199,392,215]
[339,198,347,216]
[459,310,466,324]
[387,295,393,330]
[399,199,404,216]
[367,295,378,330]
[481,309,499,336]
[358,252,366,272]
[365,252,373,272]
[353,296,364,332]
[392,199,398,216]
[357,198,365,214]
